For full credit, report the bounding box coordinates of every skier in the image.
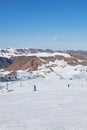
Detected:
[68,84,70,88]
[33,84,37,91]
[6,82,9,90]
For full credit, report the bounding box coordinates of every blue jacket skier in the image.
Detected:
[33,84,37,91]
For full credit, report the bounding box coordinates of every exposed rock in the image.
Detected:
[40,56,56,63]
[6,56,42,72]
[0,57,13,69]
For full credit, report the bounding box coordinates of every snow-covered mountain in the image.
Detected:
[0,48,87,59]
[0,48,87,82]
[0,57,87,81]
[0,48,54,58]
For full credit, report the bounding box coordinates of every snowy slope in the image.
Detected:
[0,73,87,130]
[33,59,87,80]
[0,58,87,81]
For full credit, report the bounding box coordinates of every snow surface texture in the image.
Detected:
[0,72,87,130]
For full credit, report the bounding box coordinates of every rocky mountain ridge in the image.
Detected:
[0,48,87,73]
[0,48,87,58]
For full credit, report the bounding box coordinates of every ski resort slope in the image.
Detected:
[0,73,87,130]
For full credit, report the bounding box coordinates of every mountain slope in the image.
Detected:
[0,57,13,69]
[7,56,42,71]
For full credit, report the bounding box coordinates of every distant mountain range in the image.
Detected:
[0,48,54,58]
[0,48,87,71]
[0,48,87,59]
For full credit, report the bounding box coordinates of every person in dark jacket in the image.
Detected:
[33,84,37,91]
[68,84,70,87]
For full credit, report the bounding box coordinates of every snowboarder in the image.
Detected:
[33,84,37,91]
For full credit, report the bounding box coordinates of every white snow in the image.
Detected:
[17,70,33,80]
[0,72,87,130]
[28,52,71,58]
[0,71,12,75]
[37,60,87,80]
[0,48,17,58]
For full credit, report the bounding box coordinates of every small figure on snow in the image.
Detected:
[6,82,9,90]
[68,84,70,88]
[33,84,37,91]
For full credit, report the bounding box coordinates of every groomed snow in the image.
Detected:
[0,72,87,130]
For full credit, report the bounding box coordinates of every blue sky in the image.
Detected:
[0,0,87,50]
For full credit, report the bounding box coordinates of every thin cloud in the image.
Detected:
[52,37,61,41]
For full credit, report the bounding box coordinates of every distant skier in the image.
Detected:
[6,82,9,90]
[33,84,37,91]
[68,84,70,88]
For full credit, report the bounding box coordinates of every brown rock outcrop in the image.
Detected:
[7,56,42,72]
